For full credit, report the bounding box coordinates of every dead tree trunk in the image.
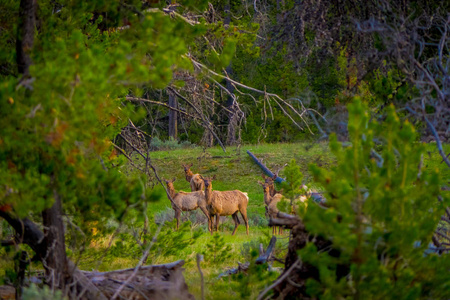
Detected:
[168,92,178,140]
[224,0,238,146]
[269,214,347,299]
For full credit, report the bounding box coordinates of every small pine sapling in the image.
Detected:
[203,233,232,264]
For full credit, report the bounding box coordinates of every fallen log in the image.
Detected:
[246,150,286,183]
[218,262,250,279]
[82,260,194,300]
[5,261,195,300]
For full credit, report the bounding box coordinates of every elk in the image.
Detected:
[182,163,205,192]
[259,181,309,235]
[164,178,210,231]
[262,173,281,197]
[259,181,284,235]
[202,176,249,235]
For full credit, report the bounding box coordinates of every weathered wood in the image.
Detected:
[269,218,299,229]
[218,262,250,279]
[83,260,194,300]
[168,92,178,139]
[256,236,277,265]
[276,212,299,220]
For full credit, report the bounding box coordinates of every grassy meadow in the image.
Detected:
[1,141,448,299]
[107,141,334,298]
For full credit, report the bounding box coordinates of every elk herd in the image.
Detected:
[164,163,311,235]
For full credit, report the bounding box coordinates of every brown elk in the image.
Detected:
[202,176,249,235]
[259,180,309,235]
[261,173,281,197]
[182,163,205,192]
[164,178,210,231]
[259,181,284,235]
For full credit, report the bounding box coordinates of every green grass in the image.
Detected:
[135,141,333,218]
[115,142,333,298]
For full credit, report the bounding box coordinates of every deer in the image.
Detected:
[201,176,249,235]
[164,178,211,231]
[182,163,205,192]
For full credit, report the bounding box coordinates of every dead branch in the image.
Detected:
[126,97,202,120]
[256,236,277,265]
[167,86,227,152]
[256,259,301,300]
[196,254,205,300]
[188,56,313,133]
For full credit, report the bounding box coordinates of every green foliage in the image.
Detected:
[233,261,276,299]
[281,159,306,200]
[303,98,450,298]
[23,284,66,300]
[203,233,232,263]
[0,0,206,221]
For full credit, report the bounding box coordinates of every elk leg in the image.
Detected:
[231,213,240,236]
[215,214,220,233]
[232,212,241,225]
[175,209,181,230]
[239,209,249,236]
[199,206,211,233]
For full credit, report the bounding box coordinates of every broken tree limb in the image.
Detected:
[256,236,277,265]
[246,150,286,183]
[269,218,299,229]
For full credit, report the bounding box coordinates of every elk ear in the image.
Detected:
[272,174,278,180]
[188,163,193,168]
[262,173,267,179]
[164,179,169,184]
[172,177,176,182]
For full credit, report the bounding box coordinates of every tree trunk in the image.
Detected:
[168,92,178,139]
[16,0,36,75]
[41,190,69,291]
[0,210,108,300]
[224,0,238,146]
